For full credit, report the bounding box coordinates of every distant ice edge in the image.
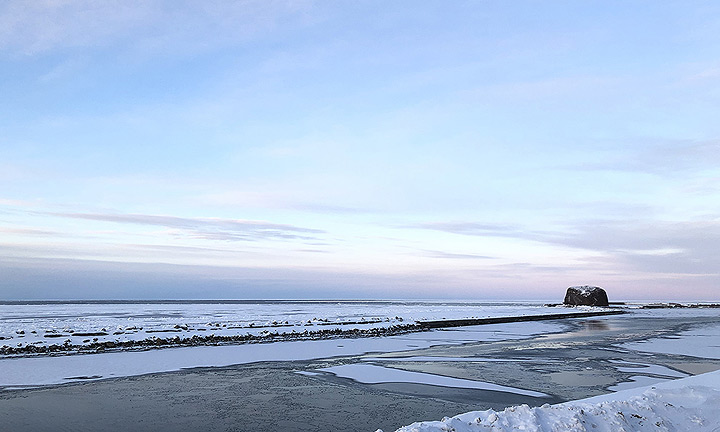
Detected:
[388,370,720,432]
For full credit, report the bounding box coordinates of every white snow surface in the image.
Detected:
[568,285,601,295]
[392,370,720,432]
[0,301,594,350]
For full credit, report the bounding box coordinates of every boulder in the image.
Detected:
[563,285,609,306]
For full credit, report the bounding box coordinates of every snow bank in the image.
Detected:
[391,370,720,432]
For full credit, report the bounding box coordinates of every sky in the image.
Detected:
[1,1,719,301]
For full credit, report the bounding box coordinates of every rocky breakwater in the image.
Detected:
[0,323,424,358]
[563,285,609,307]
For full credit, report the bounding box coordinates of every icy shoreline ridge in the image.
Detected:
[390,370,720,432]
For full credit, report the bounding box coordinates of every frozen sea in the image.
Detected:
[1,300,720,431]
[1,300,574,333]
[1,300,596,388]
[0,300,604,352]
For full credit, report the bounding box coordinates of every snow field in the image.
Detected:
[391,370,720,432]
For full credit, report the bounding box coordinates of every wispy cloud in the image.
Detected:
[412,221,561,244]
[0,198,37,208]
[0,227,59,236]
[566,139,720,177]
[422,250,497,260]
[290,203,375,215]
[539,219,720,255]
[413,222,524,237]
[546,219,720,276]
[0,0,317,56]
[412,218,720,278]
[54,212,324,242]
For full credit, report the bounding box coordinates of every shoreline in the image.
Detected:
[417,309,625,328]
[1,309,621,359]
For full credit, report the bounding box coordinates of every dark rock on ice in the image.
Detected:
[641,302,720,309]
[563,285,609,307]
[64,375,102,380]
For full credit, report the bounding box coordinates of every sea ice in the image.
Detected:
[314,363,550,398]
[621,322,720,359]
[0,301,577,355]
[0,320,563,389]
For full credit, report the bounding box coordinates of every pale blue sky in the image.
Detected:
[1,1,719,300]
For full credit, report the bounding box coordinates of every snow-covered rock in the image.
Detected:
[563,285,609,306]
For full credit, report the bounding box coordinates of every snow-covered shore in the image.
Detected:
[0,301,607,357]
[391,370,720,432]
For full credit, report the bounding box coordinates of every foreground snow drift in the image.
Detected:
[391,371,720,432]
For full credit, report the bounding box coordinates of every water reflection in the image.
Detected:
[582,320,609,331]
